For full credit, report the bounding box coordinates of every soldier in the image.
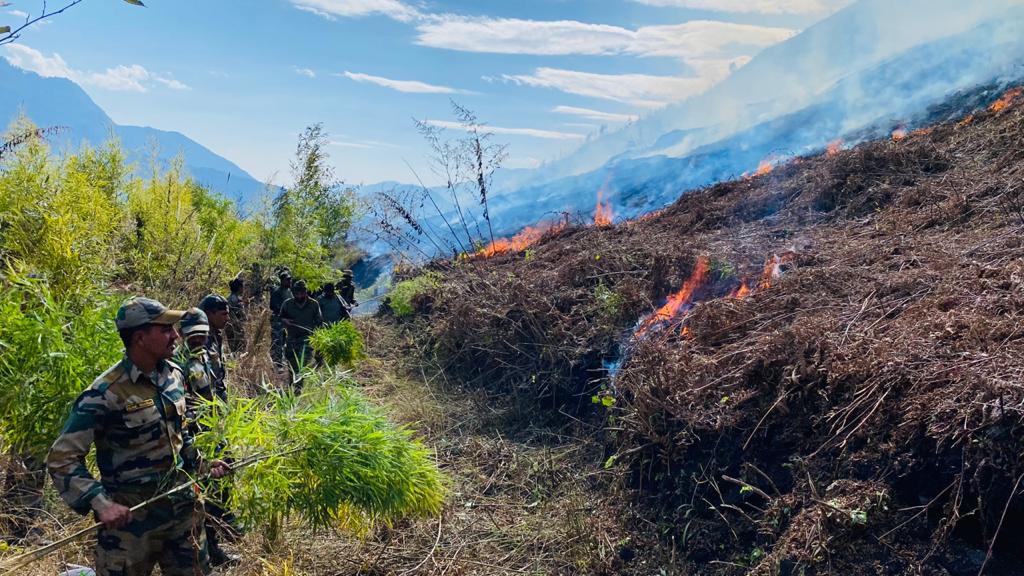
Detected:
[280,280,323,392]
[269,271,293,369]
[198,295,229,403]
[225,277,246,356]
[318,281,347,324]
[176,308,239,568]
[46,297,229,576]
[337,270,358,311]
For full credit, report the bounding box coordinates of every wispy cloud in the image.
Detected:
[425,119,585,140]
[291,0,420,22]
[8,9,29,18]
[294,66,317,78]
[342,71,467,94]
[329,137,401,149]
[505,66,734,108]
[3,44,190,92]
[553,105,638,123]
[631,0,850,15]
[414,16,794,60]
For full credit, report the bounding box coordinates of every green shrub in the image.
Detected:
[309,321,364,368]
[0,270,123,459]
[388,272,441,318]
[195,374,446,539]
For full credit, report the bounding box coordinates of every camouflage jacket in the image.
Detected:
[205,331,227,402]
[175,346,215,406]
[46,356,202,516]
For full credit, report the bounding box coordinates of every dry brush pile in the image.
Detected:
[387,86,1024,574]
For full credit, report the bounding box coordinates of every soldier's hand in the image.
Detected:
[99,503,133,529]
[210,459,232,479]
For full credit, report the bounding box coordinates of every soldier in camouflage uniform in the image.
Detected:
[176,308,238,567]
[338,270,358,311]
[46,297,230,576]
[198,294,229,403]
[225,277,246,356]
[269,272,293,369]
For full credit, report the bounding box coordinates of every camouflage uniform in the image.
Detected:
[318,291,347,324]
[47,357,209,576]
[204,330,228,403]
[225,291,246,355]
[269,281,293,368]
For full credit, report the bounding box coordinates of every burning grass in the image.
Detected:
[385,87,1024,573]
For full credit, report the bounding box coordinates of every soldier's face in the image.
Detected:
[138,324,178,360]
[207,308,229,330]
[186,334,207,352]
[295,289,308,303]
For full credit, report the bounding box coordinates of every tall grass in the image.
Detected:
[309,321,364,368]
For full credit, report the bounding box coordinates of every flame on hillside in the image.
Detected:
[755,159,774,177]
[634,257,710,339]
[478,220,566,258]
[595,190,614,227]
[989,87,1022,113]
[891,127,908,141]
[826,139,843,157]
[632,251,797,341]
[957,114,975,128]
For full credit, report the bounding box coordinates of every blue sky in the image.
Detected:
[2,0,850,186]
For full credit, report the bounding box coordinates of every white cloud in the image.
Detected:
[342,71,465,94]
[505,66,733,108]
[414,16,794,60]
[425,119,585,140]
[632,0,849,14]
[294,67,317,78]
[504,156,543,169]
[8,9,29,18]
[291,0,420,22]
[154,76,191,91]
[552,105,638,123]
[3,44,190,92]
[329,137,401,149]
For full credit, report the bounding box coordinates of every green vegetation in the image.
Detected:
[195,375,445,539]
[388,272,441,318]
[0,271,122,459]
[309,321,365,368]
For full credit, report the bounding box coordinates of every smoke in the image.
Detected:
[475,0,1024,234]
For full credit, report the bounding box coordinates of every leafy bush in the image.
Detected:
[309,321,364,368]
[196,374,445,539]
[0,270,123,459]
[388,272,441,318]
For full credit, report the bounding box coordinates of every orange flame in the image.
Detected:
[755,159,774,177]
[891,127,907,142]
[732,282,752,300]
[595,190,614,227]
[478,220,565,258]
[635,257,710,338]
[758,251,797,290]
[990,87,1022,113]
[957,114,975,128]
[826,139,843,157]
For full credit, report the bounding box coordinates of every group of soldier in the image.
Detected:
[40,270,358,576]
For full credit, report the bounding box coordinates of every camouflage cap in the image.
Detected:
[179,307,210,336]
[199,293,229,312]
[115,297,185,330]
[293,279,308,292]
[342,269,354,278]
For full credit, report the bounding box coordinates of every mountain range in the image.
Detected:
[0,57,267,205]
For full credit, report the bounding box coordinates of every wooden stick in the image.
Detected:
[0,448,301,574]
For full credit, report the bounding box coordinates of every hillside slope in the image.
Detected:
[390,85,1024,574]
[0,58,267,204]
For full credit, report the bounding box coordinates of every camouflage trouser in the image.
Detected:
[95,489,209,576]
[270,316,285,367]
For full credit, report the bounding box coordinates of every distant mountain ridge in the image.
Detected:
[0,57,266,205]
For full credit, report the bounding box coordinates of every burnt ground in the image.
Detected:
[380,85,1024,575]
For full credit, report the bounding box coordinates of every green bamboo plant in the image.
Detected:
[308,321,364,368]
[194,372,445,541]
